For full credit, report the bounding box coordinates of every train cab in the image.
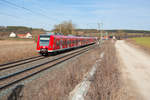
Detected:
[37,34,51,55]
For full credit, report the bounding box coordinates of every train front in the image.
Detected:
[37,34,50,56]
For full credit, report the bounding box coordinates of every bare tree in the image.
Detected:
[52,20,76,35]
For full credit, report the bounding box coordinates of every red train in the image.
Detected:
[36,34,97,55]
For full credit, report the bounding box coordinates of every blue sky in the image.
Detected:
[0,0,150,30]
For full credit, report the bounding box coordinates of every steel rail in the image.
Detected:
[0,56,44,71]
[0,45,95,90]
[0,45,94,81]
[0,56,41,67]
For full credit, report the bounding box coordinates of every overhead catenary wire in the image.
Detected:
[0,0,59,21]
[0,11,18,18]
[0,0,73,30]
[0,1,55,29]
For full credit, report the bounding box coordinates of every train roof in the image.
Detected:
[39,34,96,39]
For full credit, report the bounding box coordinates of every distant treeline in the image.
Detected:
[0,26,46,39]
[0,26,45,33]
[0,26,150,40]
[76,29,150,34]
[105,30,150,34]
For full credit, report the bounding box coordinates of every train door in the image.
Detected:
[66,39,69,48]
[76,38,78,47]
[69,39,71,48]
[72,39,74,47]
[71,39,74,47]
[67,38,70,48]
[53,37,56,50]
[60,39,63,50]
[62,38,65,49]
[63,38,66,48]
[56,38,60,49]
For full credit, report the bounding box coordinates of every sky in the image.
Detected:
[0,0,150,30]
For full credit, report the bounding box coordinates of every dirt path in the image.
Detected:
[116,40,150,100]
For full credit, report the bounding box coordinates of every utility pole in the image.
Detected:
[97,23,101,40]
[87,24,90,37]
[97,22,103,43]
[71,24,73,35]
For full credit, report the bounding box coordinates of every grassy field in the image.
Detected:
[132,37,150,48]
[0,40,38,64]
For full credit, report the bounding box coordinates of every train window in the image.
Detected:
[69,40,70,45]
[66,40,67,45]
[40,35,50,46]
[69,40,71,45]
[63,40,65,46]
[72,40,74,44]
[67,40,69,45]
[70,40,71,45]
[56,39,60,46]
[65,40,67,45]
[59,40,60,46]
[65,40,67,46]
[61,39,63,46]
[60,39,62,45]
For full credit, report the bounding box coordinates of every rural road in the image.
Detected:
[116,40,150,100]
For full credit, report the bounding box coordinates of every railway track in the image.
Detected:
[0,44,95,91]
[0,56,45,71]
[0,56,42,67]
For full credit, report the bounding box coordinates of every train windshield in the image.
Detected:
[40,35,50,46]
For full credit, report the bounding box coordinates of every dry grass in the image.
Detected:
[0,40,38,64]
[85,41,125,100]
[4,41,131,100]
[8,45,103,100]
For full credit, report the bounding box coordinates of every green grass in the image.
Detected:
[132,37,150,48]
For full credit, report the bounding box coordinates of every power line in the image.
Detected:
[21,0,68,21]
[0,0,59,21]
[0,12,18,18]
[0,11,51,29]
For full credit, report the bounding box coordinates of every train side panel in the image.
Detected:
[37,34,97,56]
